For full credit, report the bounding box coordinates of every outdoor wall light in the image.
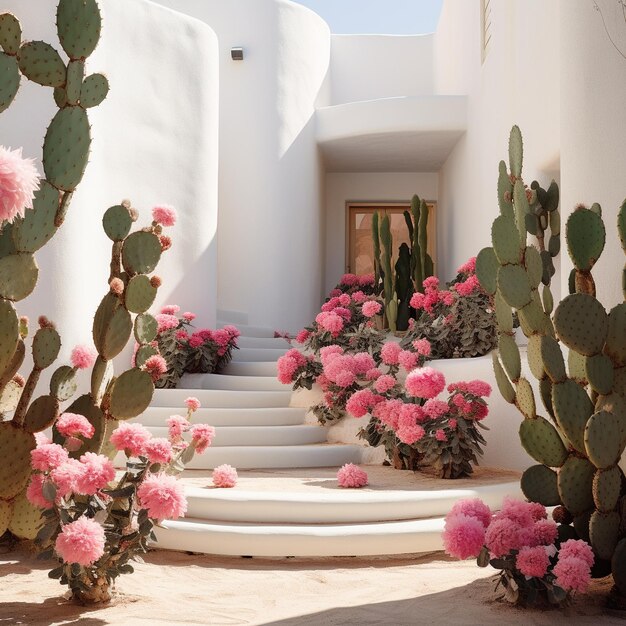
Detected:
[231,47,244,61]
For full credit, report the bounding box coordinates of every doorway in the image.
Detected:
[346,202,436,275]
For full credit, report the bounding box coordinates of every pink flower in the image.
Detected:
[109,277,124,295]
[516,545,550,578]
[0,145,39,223]
[295,329,311,344]
[449,498,492,529]
[175,330,189,341]
[55,516,105,566]
[335,370,356,387]
[457,257,476,274]
[138,473,187,520]
[346,389,376,418]
[410,292,425,310]
[340,274,358,287]
[485,517,522,557]
[374,374,396,394]
[155,313,180,333]
[167,415,190,440]
[182,312,196,321]
[213,464,238,488]
[188,333,204,348]
[316,311,344,335]
[441,290,455,306]
[145,438,174,464]
[351,291,367,304]
[435,429,447,442]
[353,352,375,374]
[366,368,382,380]
[31,443,69,472]
[423,398,449,419]
[56,413,95,439]
[558,540,594,568]
[362,301,382,317]
[320,345,343,364]
[277,355,300,384]
[496,497,536,528]
[50,459,84,498]
[423,276,439,291]
[152,204,177,227]
[191,423,215,454]
[161,304,180,315]
[143,354,167,382]
[75,453,115,495]
[337,464,368,488]
[34,432,51,446]
[553,557,592,593]
[532,519,558,546]
[26,474,54,509]
[398,350,419,372]
[447,418,457,429]
[397,422,425,445]
[405,367,446,399]
[412,339,431,356]
[110,423,151,457]
[70,345,97,370]
[185,397,201,412]
[359,273,375,286]
[442,513,486,560]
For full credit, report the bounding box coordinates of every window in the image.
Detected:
[481,0,492,63]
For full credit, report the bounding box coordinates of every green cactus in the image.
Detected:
[371,211,382,295]
[395,243,413,331]
[477,125,626,602]
[379,213,396,332]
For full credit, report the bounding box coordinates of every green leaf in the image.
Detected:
[48,566,64,579]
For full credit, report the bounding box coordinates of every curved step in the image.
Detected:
[160,444,362,470]
[220,361,278,377]
[182,481,522,524]
[144,425,328,447]
[180,373,285,392]
[152,388,292,409]
[154,517,445,557]
[232,348,289,362]
[135,407,306,427]
[237,336,290,349]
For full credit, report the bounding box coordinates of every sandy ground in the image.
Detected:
[1,547,624,626]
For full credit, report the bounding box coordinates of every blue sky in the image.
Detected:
[292,0,444,34]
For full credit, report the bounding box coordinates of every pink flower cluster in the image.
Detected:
[410,277,455,314]
[320,347,378,389]
[339,274,375,288]
[0,145,39,223]
[70,345,97,370]
[405,367,446,399]
[277,348,309,384]
[213,464,238,488]
[337,463,368,488]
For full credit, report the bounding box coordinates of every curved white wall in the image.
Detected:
[155,0,330,332]
[0,0,219,379]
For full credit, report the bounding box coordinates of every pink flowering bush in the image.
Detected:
[442,496,594,606]
[401,258,497,359]
[29,398,213,603]
[144,304,240,388]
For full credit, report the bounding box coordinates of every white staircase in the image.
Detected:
[135,321,522,557]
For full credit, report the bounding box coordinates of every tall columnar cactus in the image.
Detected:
[371,210,382,295]
[0,0,109,539]
[395,243,413,331]
[476,125,626,605]
[379,213,397,332]
[406,194,434,294]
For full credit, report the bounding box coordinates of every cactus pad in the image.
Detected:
[13,181,59,253]
[0,499,11,535]
[0,422,35,499]
[585,410,624,469]
[125,274,157,314]
[521,464,560,506]
[32,326,61,369]
[515,377,536,419]
[585,354,614,395]
[513,180,531,245]
[109,368,154,420]
[93,294,132,360]
[0,13,21,55]
[498,334,521,381]
[23,394,59,433]
[519,416,567,467]
[526,335,544,380]
[135,344,158,368]
[0,298,18,380]
[613,539,626,593]
[494,292,513,333]
[102,204,132,241]
[134,313,158,344]
[0,253,38,300]
[539,378,554,419]
[80,72,109,108]
[492,215,522,265]
[558,456,595,515]
[524,245,543,288]
[492,352,515,403]
[475,247,498,295]
[498,265,532,309]
[552,379,594,453]
[90,355,113,404]
[65,59,84,105]
[17,41,65,87]
[7,489,42,540]
[566,207,606,271]
[590,511,620,561]
[518,296,548,336]
[0,379,22,413]
[122,231,162,275]
[554,293,608,357]
[497,160,514,218]
[605,303,626,367]
[56,0,102,59]
[540,335,567,384]
[508,125,523,178]
[50,364,77,401]
[0,52,19,113]
[43,106,91,192]
[542,284,554,315]
[593,466,621,513]
[568,349,588,385]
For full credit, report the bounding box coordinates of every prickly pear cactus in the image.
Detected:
[0,0,108,539]
[477,125,626,605]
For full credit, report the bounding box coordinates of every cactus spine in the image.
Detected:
[476,125,626,604]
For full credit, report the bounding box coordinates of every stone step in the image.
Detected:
[232,347,289,362]
[218,322,277,339]
[152,388,293,409]
[145,425,328,447]
[236,336,290,349]
[180,373,285,392]
[220,361,278,377]
[135,406,306,427]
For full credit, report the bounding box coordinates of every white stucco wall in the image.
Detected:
[434,0,560,285]
[155,0,330,332]
[324,172,438,293]
[330,34,434,105]
[0,0,219,379]
[560,0,626,309]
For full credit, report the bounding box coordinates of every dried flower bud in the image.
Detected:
[129,207,139,222]
[38,315,55,329]
[121,199,132,209]
[109,277,124,295]
[150,276,162,288]
[552,505,573,525]
[12,374,25,387]
[18,316,28,338]
[160,235,172,251]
